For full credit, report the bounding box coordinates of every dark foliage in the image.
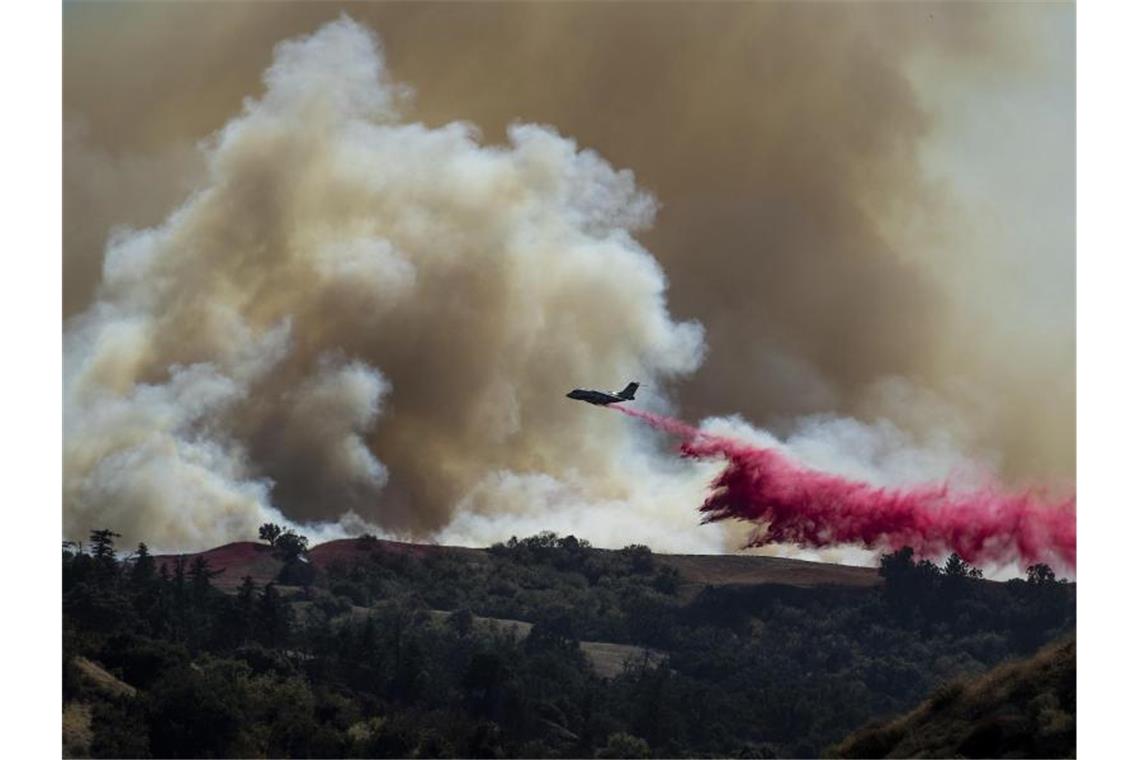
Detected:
[829,638,1076,758]
[63,532,1075,758]
[259,523,283,547]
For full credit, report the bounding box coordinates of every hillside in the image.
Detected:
[155,536,881,593]
[66,531,1074,758]
[153,536,872,681]
[829,638,1076,758]
[63,658,139,758]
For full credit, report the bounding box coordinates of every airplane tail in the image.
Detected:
[618,382,639,400]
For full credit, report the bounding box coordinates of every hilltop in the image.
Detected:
[153,537,881,593]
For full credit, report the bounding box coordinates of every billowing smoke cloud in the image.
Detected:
[63,8,1073,569]
[64,2,1075,486]
[615,407,1076,571]
[64,17,721,551]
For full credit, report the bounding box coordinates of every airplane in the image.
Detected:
[566,381,639,406]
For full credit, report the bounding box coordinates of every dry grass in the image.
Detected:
[62,702,93,758]
[161,538,881,597]
[659,552,881,589]
[155,541,280,591]
[425,610,664,678]
[578,640,667,679]
[63,660,138,757]
[74,657,136,698]
[829,638,1076,759]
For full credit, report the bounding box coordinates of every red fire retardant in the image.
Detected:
[615,405,1075,570]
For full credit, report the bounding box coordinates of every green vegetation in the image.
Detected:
[63,531,1074,758]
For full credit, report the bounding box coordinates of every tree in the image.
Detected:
[237,575,256,610]
[464,651,510,719]
[160,555,189,640]
[620,544,655,574]
[90,698,151,758]
[1027,563,1057,585]
[597,732,651,759]
[130,543,157,587]
[879,547,942,615]
[257,583,291,647]
[89,528,122,584]
[89,528,121,561]
[146,663,245,757]
[273,528,313,585]
[273,530,310,563]
[943,553,982,579]
[879,546,916,579]
[233,575,257,641]
[259,523,284,547]
[190,556,221,603]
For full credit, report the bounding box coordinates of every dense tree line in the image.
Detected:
[63,531,1074,758]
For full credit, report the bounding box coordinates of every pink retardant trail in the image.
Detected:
[613,405,1076,570]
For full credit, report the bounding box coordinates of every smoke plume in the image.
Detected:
[62,8,1074,568]
[63,17,722,551]
[64,2,1074,484]
[615,406,1075,570]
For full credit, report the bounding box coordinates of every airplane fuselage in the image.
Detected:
[566,389,625,406]
[566,382,639,406]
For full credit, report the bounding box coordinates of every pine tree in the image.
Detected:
[189,556,218,603]
[944,553,984,580]
[236,575,256,644]
[89,529,120,562]
[89,528,122,583]
[131,543,157,587]
[257,582,291,647]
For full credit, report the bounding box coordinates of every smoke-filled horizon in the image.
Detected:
[63,7,1074,569]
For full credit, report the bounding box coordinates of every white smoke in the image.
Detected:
[63,17,711,551]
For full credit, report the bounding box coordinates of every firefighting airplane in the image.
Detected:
[566,382,639,406]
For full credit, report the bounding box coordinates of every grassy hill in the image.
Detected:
[829,638,1076,758]
[153,537,881,593]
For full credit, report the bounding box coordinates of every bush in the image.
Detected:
[597,732,651,758]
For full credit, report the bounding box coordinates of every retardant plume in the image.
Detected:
[614,406,1076,570]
